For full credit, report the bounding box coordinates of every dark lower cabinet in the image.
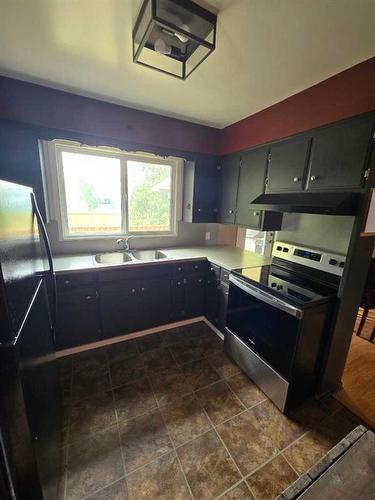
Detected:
[55,286,101,349]
[185,276,205,317]
[138,278,172,329]
[99,281,140,338]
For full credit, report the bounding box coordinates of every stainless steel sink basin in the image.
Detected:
[94,252,134,265]
[130,250,168,261]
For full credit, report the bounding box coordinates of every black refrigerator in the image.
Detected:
[0,180,62,500]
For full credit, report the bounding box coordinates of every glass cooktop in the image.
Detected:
[232,264,337,306]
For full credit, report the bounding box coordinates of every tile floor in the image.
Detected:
[58,321,362,500]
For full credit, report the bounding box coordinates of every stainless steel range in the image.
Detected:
[225,241,345,412]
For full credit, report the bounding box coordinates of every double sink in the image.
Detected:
[94,249,169,266]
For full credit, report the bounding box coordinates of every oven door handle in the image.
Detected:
[229,275,304,319]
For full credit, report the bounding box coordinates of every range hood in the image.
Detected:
[250,191,361,215]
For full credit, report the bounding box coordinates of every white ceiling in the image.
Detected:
[0,0,374,128]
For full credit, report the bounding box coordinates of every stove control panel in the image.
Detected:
[273,241,346,277]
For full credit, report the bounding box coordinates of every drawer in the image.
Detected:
[56,272,96,289]
[184,260,207,276]
[98,280,140,298]
[220,268,230,284]
[97,263,173,283]
[57,286,97,306]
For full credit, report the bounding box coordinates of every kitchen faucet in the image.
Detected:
[116,236,134,251]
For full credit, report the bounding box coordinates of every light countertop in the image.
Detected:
[52,245,271,274]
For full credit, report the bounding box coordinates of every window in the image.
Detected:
[40,141,182,239]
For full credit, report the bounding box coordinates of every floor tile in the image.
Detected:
[72,348,108,374]
[181,358,221,390]
[70,390,117,443]
[141,347,178,374]
[136,333,164,352]
[286,398,331,431]
[107,339,139,364]
[114,378,157,421]
[177,429,241,500]
[85,478,128,500]
[58,356,72,380]
[184,321,215,338]
[247,455,297,500]
[195,381,245,425]
[169,339,206,365]
[195,333,224,353]
[226,373,267,408]
[149,367,193,407]
[126,451,190,500]
[217,406,279,475]
[66,425,124,500]
[119,409,173,473]
[207,351,242,379]
[160,394,212,447]
[220,482,254,499]
[109,354,146,388]
[161,326,191,346]
[252,399,305,450]
[72,366,111,402]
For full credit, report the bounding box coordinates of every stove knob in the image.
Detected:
[277,285,283,290]
[271,282,277,287]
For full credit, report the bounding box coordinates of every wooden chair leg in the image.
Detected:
[370,324,375,343]
[356,308,369,337]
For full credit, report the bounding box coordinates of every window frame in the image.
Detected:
[40,140,183,241]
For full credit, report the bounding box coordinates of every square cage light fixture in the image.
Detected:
[133,0,217,79]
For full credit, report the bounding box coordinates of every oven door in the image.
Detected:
[226,275,303,380]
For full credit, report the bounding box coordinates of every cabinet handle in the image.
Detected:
[293,177,301,183]
[131,288,136,293]
[228,209,234,214]
[177,267,182,271]
[310,175,318,181]
[177,281,181,286]
[198,278,203,283]
[64,280,70,285]
[197,208,201,212]
[85,295,92,300]
[194,265,198,269]
[253,211,260,216]
[225,291,229,296]
[141,287,145,292]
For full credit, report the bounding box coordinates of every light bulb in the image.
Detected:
[175,24,190,43]
[154,38,172,55]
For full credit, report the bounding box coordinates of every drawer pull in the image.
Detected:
[194,265,198,269]
[177,267,182,271]
[310,175,318,181]
[64,280,70,285]
[293,177,301,183]
[141,287,145,292]
[131,288,136,293]
[85,295,92,300]
[198,278,203,283]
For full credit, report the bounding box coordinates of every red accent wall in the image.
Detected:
[0,76,218,155]
[219,56,375,155]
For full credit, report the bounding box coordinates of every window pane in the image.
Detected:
[127,161,172,233]
[61,151,121,235]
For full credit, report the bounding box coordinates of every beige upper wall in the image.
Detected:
[0,0,374,127]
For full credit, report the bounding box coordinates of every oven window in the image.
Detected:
[226,282,300,380]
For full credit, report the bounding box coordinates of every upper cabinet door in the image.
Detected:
[266,136,310,193]
[218,153,240,224]
[307,117,374,191]
[235,147,268,227]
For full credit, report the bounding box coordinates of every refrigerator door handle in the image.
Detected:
[30,192,57,343]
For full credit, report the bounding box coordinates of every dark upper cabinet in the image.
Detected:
[218,153,240,224]
[307,116,374,191]
[266,136,311,193]
[235,147,282,230]
[183,156,218,223]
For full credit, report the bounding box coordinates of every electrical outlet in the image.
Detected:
[205,231,210,241]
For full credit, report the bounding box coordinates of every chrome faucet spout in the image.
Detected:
[116,236,134,251]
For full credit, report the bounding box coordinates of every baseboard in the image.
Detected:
[56,316,211,358]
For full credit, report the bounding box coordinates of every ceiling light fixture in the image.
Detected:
[133,0,217,80]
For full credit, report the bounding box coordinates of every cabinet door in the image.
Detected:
[55,287,101,349]
[139,278,172,329]
[171,278,186,320]
[307,117,374,191]
[99,281,140,338]
[183,157,218,223]
[218,154,240,223]
[236,147,268,227]
[266,136,310,193]
[205,278,220,325]
[217,283,229,333]
[185,276,206,317]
